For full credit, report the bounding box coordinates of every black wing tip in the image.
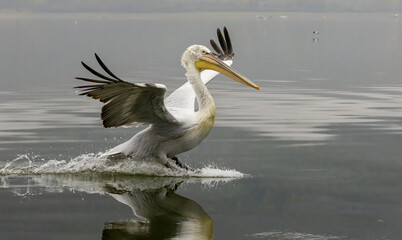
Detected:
[217,28,227,52]
[210,39,223,55]
[94,53,123,81]
[94,53,101,62]
[76,53,123,85]
[223,26,233,54]
[80,61,88,68]
[211,26,234,59]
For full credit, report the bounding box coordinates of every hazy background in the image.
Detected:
[0,0,401,13]
[1,1,402,239]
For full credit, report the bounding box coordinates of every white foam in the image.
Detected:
[249,231,345,240]
[0,153,247,179]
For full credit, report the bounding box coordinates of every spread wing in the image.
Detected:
[165,27,234,111]
[75,54,178,128]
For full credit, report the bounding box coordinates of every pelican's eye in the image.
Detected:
[201,50,207,55]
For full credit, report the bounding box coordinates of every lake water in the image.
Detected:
[1,12,402,239]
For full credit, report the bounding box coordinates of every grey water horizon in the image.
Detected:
[1,12,402,239]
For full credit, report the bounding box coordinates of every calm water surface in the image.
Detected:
[0,12,402,239]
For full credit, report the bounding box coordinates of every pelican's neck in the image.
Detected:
[186,65,215,113]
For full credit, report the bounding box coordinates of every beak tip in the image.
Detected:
[256,86,260,90]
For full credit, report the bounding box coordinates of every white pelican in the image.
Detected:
[76,27,259,170]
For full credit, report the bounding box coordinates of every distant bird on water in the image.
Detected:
[75,27,259,170]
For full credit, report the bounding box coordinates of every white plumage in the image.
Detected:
[76,27,259,170]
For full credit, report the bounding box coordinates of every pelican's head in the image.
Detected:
[181,45,259,90]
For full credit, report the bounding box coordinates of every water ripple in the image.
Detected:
[215,84,402,141]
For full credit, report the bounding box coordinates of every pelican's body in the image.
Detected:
[76,28,259,169]
[107,100,215,161]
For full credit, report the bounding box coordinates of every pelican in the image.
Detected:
[76,27,259,170]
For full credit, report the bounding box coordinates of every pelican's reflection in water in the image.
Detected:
[102,180,212,240]
[1,175,227,240]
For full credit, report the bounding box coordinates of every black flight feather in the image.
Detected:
[95,53,123,81]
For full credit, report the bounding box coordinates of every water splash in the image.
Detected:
[0,152,247,178]
[248,231,347,240]
[0,166,243,199]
